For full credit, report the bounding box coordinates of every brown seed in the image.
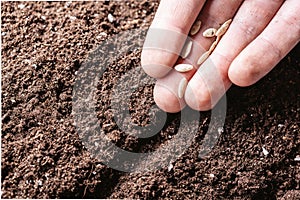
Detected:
[203,28,217,38]
[197,51,210,66]
[181,40,193,59]
[175,64,194,73]
[216,19,232,37]
[178,78,188,98]
[190,20,202,36]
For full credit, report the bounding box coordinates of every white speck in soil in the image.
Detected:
[209,173,215,178]
[96,32,108,39]
[168,163,173,172]
[69,16,77,21]
[294,155,300,161]
[23,59,31,64]
[38,180,43,186]
[217,127,224,134]
[262,147,269,156]
[41,16,46,20]
[108,13,115,23]
[18,4,25,9]
[278,124,284,128]
[65,1,71,8]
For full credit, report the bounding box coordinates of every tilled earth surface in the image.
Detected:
[1,1,300,199]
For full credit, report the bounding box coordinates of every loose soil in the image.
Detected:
[1,1,299,199]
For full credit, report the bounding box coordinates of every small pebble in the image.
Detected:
[69,16,77,21]
[108,13,114,23]
[262,147,269,156]
[168,163,173,172]
[217,127,224,134]
[209,173,215,178]
[96,32,108,39]
[37,180,43,186]
[278,124,284,128]
[18,4,25,9]
[294,156,300,161]
[65,1,71,8]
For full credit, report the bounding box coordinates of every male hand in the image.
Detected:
[141,0,300,113]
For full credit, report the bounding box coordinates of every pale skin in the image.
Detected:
[141,0,300,113]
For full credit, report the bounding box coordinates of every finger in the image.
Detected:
[154,0,243,112]
[141,0,205,78]
[185,0,284,111]
[229,0,300,86]
[154,71,187,113]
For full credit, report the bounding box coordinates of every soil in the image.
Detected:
[1,1,299,199]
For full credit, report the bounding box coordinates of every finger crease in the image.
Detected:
[259,36,283,60]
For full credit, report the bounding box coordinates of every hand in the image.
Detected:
[141,0,300,113]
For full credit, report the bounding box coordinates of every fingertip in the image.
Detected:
[228,58,257,87]
[154,82,186,113]
[141,49,174,78]
[184,83,213,111]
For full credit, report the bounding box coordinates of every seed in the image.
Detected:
[216,19,232,37]
[175,64,194,73]
[178,78,188,98]
[190,20,202,36]
[181,40,193,59]
[208,40,218,53]
[197,51,210,66]
[203,28,217,38]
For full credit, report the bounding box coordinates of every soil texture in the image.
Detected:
[1,1,299,199]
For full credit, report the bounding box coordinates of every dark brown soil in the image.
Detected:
[1,1,299,199]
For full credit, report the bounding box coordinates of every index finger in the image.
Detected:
[141,0,206,78]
